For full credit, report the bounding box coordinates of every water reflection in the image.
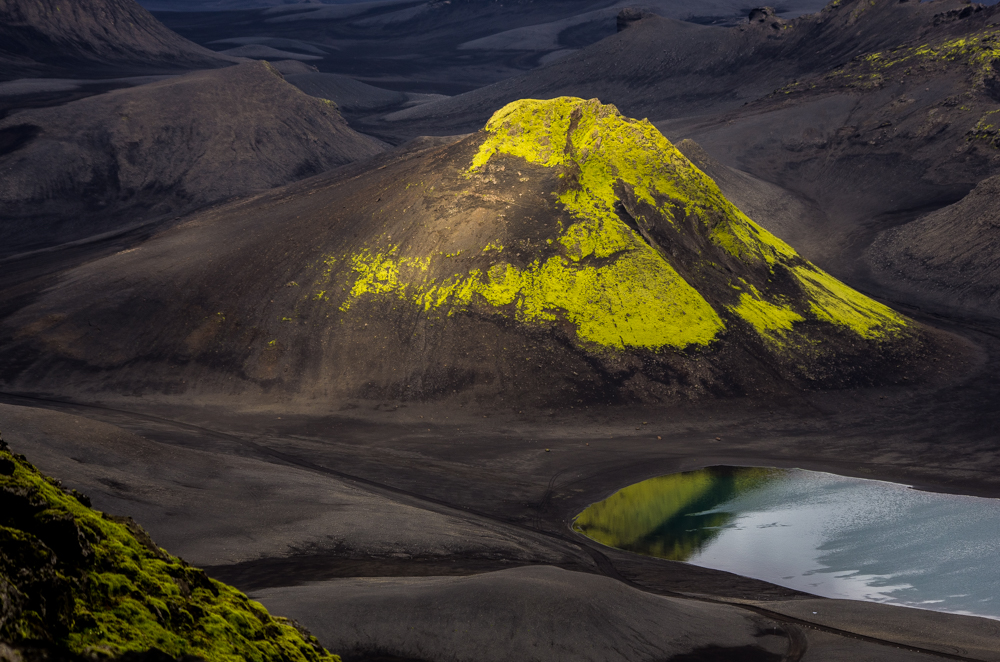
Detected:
[574,466,1000,619]
[573,467,783,561]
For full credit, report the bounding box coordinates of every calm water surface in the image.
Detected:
[573,467,1000,618]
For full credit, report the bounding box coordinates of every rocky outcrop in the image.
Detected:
[748,6,778,22]
[616,8,653,32]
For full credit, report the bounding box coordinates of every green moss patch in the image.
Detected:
[0,436,340,662]
[828,26,1000,89]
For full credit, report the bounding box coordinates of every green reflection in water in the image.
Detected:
[573,466,785,561]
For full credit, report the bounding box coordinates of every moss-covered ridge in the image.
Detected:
[0,435,340,662]
[328,98,907,355]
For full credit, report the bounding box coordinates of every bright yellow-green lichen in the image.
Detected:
[834,26,1000,88]
[970,109,1000,148]
[472,97,798,267]
[728,285,805,346]
[341,244,724,350]
[794,265,905,339]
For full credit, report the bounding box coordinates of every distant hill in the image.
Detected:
[0,0,236,79]
[669,0,1000,284]
[359,0,982,139]
[0,61,385,257]
[140,0,403,10]
[149,0,829,98]
[0,98,942,406]
[867,175,1000,318]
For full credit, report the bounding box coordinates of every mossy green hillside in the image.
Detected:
[335,243,725,351]
[0,438,340,662]
[319,98,908,357]
[830,25,1000,89]
[472,97,799,269]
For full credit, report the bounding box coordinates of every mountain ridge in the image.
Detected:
[0,0,237,79]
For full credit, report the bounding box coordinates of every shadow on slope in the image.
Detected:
[251,566,788,662]
[867,174,1000,318]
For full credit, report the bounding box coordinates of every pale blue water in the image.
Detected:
[595,468,1000,618]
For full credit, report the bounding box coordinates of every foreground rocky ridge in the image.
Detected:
[0,98,944,405]
[0,432,340,662]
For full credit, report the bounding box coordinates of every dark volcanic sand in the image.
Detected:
[0,285,998,658]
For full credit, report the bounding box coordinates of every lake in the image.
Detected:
[573,466,1000,618]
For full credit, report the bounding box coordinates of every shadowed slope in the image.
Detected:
[0,61,386,257]
[867,174,1000,318]
[252,566,788,662]
[0,0,236,80]
[0,99,937,406]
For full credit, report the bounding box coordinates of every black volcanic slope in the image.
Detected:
[0,0,236,80]
[0,98,944,406]
[0,60,386,258]
[867,174,1000,318]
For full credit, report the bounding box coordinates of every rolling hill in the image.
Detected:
[0,0,237,80]
[0,98,940,406]
[867,174,1000,318]
[0,60,385,258]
